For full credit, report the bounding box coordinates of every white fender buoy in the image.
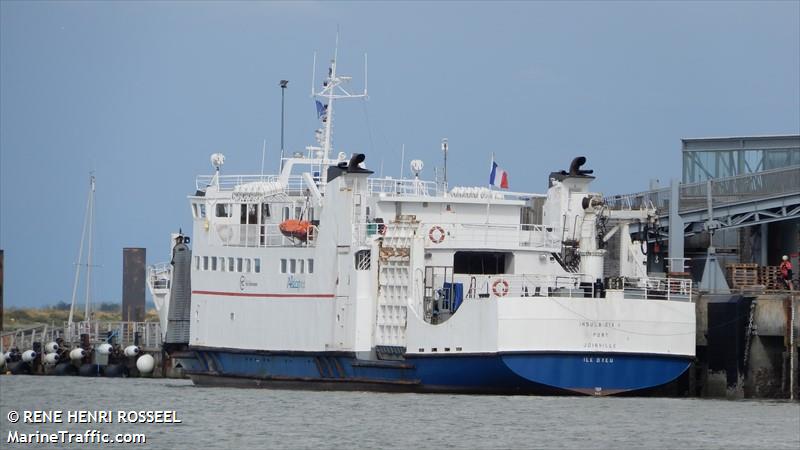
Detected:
[43,353,60,365]
[22,350,37,363]
[97,343,113,355]
[0,352,6,369]
[136,354,155,374]
[69,348,86,361]
[45,342,60,354]
[124,345,140,357]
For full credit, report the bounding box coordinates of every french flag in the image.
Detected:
[489,160,509,189]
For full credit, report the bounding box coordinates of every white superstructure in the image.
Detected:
[148,42,695,395]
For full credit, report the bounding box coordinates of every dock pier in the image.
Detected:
[693,292,799,400]
[0,320,182,379]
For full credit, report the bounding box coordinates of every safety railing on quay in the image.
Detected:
[64,321,162,351]
[2,321,163,352]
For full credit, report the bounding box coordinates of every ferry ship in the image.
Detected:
[147,44,695,396]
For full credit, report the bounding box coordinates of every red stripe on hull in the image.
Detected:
[192,290,335,298]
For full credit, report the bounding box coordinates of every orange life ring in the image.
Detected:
[428,226,445,244]
[492,279,510,297]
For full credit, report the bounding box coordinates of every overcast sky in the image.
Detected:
[2,1,799,307]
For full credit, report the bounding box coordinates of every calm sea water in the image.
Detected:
[1,376,798,449]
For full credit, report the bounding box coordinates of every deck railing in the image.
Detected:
[213,223,318,248]
[351,221,561,250]
[368,177,443,197]
[444,273,692,302]
[147,262,172,291]
[196,174,306,194]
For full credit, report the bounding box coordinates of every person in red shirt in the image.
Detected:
[780,255,794,291]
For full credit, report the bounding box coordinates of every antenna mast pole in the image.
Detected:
[442,138,449,191]
[280,80,289,171]
[311,33,367,182]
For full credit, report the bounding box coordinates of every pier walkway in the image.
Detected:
[0,321,162,353]
[606,165,800,236]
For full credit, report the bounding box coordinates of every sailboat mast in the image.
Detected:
[84,175,95,321]
[67,176,92,327]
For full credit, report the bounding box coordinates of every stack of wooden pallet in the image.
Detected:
[726,263,760,288]
[759,265,783,290]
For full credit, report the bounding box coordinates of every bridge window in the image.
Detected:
[228,257,234,272]
[255,258,261,273]
[195,256,200,270]
[283,206,290,221]
[298,259,305,274]
[307,259,314,274]
[261,203,271,219]
[237,258,243,272]
[211,257,218,271]
[453,251,509,275]
[280,259,287,274]
[245,259,252,273]
[290,259,297,273]
[203,256,209,271]
[216,203,232,218]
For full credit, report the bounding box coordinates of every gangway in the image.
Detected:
[606,165,800,235]
[606,165,800,277]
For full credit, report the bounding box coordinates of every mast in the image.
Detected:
[84,175,95,321]
[68,174,95,331]
[311,33,367,182]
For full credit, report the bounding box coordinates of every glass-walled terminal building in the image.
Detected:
[682,134,800,183]
[678,134,799,272]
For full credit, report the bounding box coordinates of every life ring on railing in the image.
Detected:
[492,279,510,297]
[428,226,446,244]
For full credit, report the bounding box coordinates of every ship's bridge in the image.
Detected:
[191,173,320,249]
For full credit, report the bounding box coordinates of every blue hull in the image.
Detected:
[180,348,691,396]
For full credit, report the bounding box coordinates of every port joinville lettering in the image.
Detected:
[581,320,620,352]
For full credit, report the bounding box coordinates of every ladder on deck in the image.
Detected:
[375,217,417,348]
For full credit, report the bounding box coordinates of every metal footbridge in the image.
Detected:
[606,165,800,236]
